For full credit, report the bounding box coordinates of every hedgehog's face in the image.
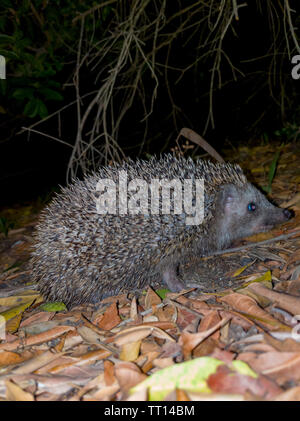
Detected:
[214,182,292,249]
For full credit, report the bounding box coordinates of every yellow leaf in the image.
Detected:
[232,263,253,277]
[236,271,272,290]
[6,313,23,333]
[6,380,34,401]
[0,299,36,322]
[0,292,41,307]
[120,341,141,362]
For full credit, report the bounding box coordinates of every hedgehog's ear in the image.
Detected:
[219,184,238,212]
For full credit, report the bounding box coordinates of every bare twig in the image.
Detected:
[206,229,300,258]
[17,0,299,179]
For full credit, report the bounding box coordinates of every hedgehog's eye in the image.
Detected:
[247,202,256,212]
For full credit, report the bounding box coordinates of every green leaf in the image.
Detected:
[130,357,258,400]
[0,34,14,43]
[263,150,281,193]
[231,360,258,377]
[23,98,39,118]
[38,302,67,312]
[12,87,34,100]
[46,80,60,88]
[0,49,18,59]
[36,99,48,118]
[155,288,170,299]
[39,87,63,101]
[268,150,280,185]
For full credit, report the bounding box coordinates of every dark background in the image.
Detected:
[0,0,299,207]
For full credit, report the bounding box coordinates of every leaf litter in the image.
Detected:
[0,142,299,401]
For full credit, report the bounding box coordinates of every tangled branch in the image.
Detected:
[21,0,300,181]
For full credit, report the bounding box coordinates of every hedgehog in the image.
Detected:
[30,155,292,307]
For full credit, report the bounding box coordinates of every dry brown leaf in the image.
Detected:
[264,333,300,352]
[179,317,231,359]
[20,311,55,328]
[220,293,286,330]
[152,357,174,369]
[140,338,161,354]
[145,287,161,308]
[238,351,300,384]
[219,310,254,329]
[238,343,277,353]
[210,348,235,363]
[35,356,78,374]
[138,321,176,330]
[8,372,91,395]
[176,295,210,311]
[12,350,65,374]
[177,308,199,330]
[108,324,175,347]
[38,364,104,382]
[286,249,300,266]
[104,360,116,386]
[248,283,300,316]
[159,341,182,359]
[61,331,83,351]
[96,302,121,330]
[207,364,281,399]
[140,351,160,373]
[198,310,221,340]
[5,379,34,401]
[109,327,152,346]
[129,297,139,322]
[83,385,120,401]
[0,325,75,351]
[275,386,300,401]
[114,362,147,393]
[67,374,104,401]
[193,337,219,358]
[38,349,107,376]
[143,315,159,323]
[155,304,177,323]
[77,326,105,344]
[35,392,61,401]
[262,353,300,384]
[0,350,35,367]
[274,280,300,296]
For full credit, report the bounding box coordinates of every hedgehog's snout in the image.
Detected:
[283,208,293,220]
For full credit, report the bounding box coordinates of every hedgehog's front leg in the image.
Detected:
[161,264,185,292]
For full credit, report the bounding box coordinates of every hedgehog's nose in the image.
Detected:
[283,208,293,220]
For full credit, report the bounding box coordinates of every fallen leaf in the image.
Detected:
[96,302,121,330]
[120,341,141,361]
[6,379,34,401]
[115,362,147,393]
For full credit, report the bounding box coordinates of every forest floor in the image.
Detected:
[0,141,300,401]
